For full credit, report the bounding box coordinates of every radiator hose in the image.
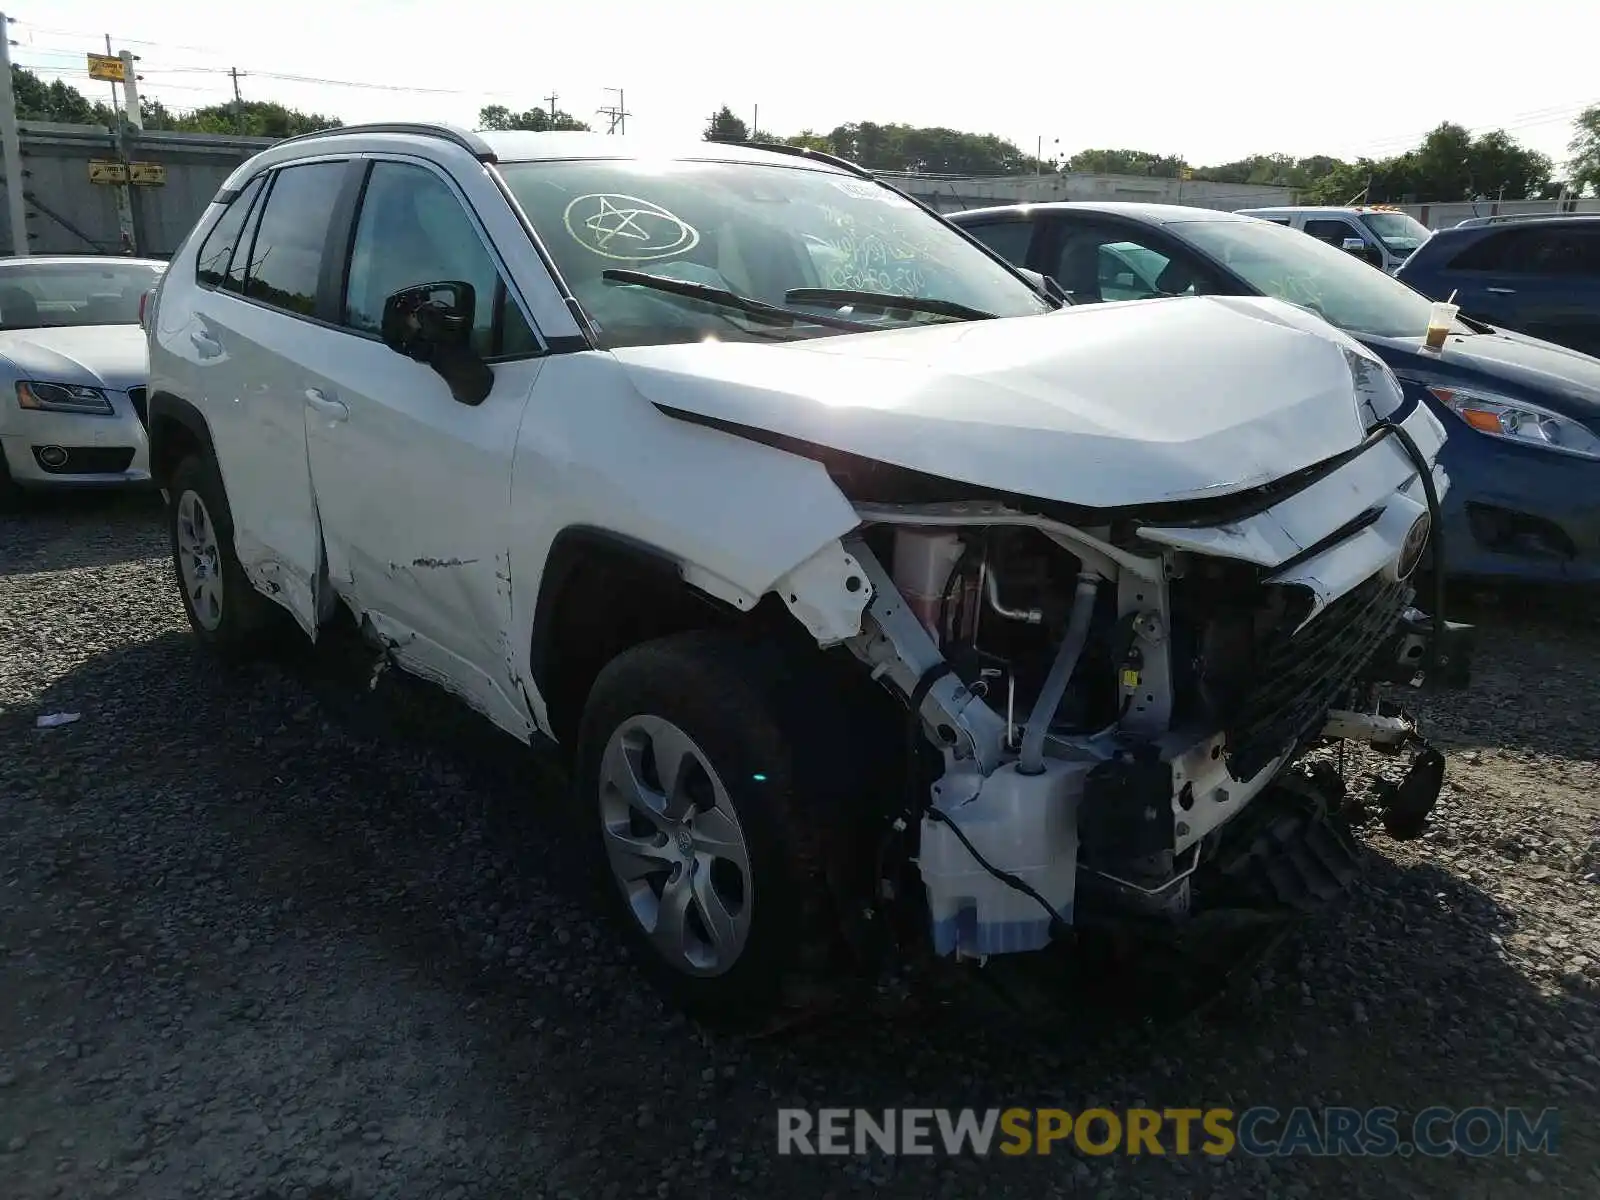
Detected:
[1017,572,1101,775]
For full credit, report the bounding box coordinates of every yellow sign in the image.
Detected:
[129,162,166,186]
[87,53,125,82]
[88,159,128,184]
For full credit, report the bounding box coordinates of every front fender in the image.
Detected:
[507,353,868,728]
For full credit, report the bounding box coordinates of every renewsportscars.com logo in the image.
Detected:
[777,1106,1561,1158]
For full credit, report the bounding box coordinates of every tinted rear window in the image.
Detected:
[244,162,347,316]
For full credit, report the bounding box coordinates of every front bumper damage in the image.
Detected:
[830,401,1471,966]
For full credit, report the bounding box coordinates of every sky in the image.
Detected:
[14,0,1597,172]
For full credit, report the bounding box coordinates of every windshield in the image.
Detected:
[494,158,1051,348]
[1173,218,1453,339]
[1359,211,1431,253]
[0,261,164,330]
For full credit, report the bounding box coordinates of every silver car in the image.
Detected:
[0,255,165,497]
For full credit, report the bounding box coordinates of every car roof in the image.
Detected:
[0,255,166,268]
[261,122,856,174]
[1448,213,1600,231]
[949,201,1251,226]
[477,130,849,172]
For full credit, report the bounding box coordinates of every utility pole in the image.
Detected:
[105,35,137,254]
[0,11,30,255]
[545,90,559,119]
[598,87,629,135]
[752,104,758,140]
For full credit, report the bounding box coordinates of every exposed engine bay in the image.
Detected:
[824,422,1474,966]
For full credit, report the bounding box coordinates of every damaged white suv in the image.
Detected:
[145,125,1471,1026]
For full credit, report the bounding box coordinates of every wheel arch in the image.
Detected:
[146,390,218,492]
[527,524,874,755]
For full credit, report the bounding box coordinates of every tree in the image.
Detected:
[13,67,116,126]
[1569,104,1600,196]
[1065,148,1185,178]
[10,69,338,137]
[704,106,749,143]
[173,100,340,138]
[477,104,590,133]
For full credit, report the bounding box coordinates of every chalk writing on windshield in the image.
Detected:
[806,208,933,294]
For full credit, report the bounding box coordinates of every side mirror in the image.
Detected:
[380,281,493,406]
[1016,266,1070,305]
[1341,237,1385,268]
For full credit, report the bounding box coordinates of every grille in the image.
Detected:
[1223,572,1409,782]
[127,386,148,427]
[31,446,137,475]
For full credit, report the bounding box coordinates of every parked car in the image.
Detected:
[1233,205,1431,274]
[0,255,163,500]
[146,126,1463,1026]
[1394,213,1600,359]
[950,202,1600,586]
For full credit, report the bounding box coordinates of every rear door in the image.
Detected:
[1495,226,1600,356]
[1436,225,1600,353]
[178,159,353,633]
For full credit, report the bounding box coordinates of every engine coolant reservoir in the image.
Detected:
[892,530,964,640]
[919,758,1088,958]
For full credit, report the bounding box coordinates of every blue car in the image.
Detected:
[1394,213,1600,360]
[947,202,1600,585]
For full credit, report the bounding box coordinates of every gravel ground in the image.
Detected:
[2,492,1598,1200]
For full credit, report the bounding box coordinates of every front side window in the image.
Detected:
[1173,218,1445,338]
[1050,227,1203,303]
[494,158,1051,348]
[195,174,266,290]
[343,161,536,358]
[244,162,347,316]
[0,261,164,330]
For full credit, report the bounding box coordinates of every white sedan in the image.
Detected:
[0,255,165,499]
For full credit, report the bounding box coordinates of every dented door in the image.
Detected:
[298,319,541,735]
[296,156,546,737]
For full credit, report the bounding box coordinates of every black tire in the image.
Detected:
[0,449,23,511]
[167,452,290,659]
[574,630,856,1029]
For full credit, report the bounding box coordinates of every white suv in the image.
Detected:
[146,124,1467,1027]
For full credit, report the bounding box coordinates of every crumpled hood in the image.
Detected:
[613,294,1380,509]
[0,324,148,392]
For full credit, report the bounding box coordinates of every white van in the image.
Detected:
[1233,205,1432,275]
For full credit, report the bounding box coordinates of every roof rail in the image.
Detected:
[270,122,498,162]
[742,140,873,179]
[1453,211,1600,229]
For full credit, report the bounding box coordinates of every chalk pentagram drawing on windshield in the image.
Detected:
[563,194,701,260]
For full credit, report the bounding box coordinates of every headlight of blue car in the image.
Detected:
[1428,386,1600,461]
[15,381,115,416]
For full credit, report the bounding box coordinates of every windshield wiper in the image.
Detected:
[600,270,875,332]
[783,288,997,322]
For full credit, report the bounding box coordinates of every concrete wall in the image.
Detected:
[1397,197,1600,230]
[874,170,1295,214]
[2,121,274,257]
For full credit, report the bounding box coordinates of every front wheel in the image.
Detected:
[167,453,288,659]
[574,631,851,1028]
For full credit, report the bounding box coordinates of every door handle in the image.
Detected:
[1484,287,1517,295]
[304,387,349,422]
[190,329,222,357]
